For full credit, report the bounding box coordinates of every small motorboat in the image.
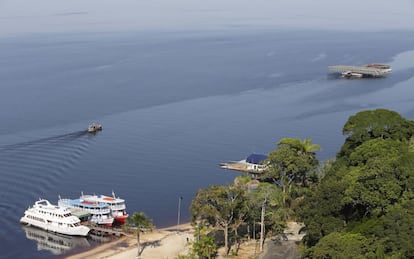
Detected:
[88,123,103,133]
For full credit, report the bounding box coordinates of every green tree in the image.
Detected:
[296,161,349,247]
[248,183,284,252]
[278,137,321,156]
[311,232,369,259]
[191,224,217,259]
[298,109,414,257]
[342,139,413,218]
[264,138,320,207]
[355,199,414,257]
[127,212,153,258]
[339,108,414,158]
[231,176,254,253]
[190,184,246,255]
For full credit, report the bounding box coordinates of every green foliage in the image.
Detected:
[248,183,286,233]
[352,200,414,258]
[190,184,246,228]
[126,212,153,257]
[409,136,414,152]
[278,137,321,154]
[298,109,414,258]
[296,164,349,246]
[190,184,247,254]
[127,211,153,232]
[192,235,217,258]
[188,109,414,258]
[266,138,320,187]
[342,139,414,218]
[262,137,321,219]
[234,175,252,185]
[311,232,370,258]
[339,108,414,158]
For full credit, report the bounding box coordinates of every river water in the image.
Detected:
[1,29,414,258]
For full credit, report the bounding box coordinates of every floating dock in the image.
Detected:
[220,154,268,174]
[82,222,128,237]
[328,64,392,78]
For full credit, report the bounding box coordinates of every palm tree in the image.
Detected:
[127,212,153,258]
[267,138,321,208]
[278,137,321,156]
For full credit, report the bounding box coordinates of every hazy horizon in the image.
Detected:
[1,0,414,36]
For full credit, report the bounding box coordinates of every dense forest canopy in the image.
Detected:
[297,108,414,258]
[189,108,414,258]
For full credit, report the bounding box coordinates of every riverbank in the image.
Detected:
[66,221,303,259]
[67,223,194,259]
[66,223,261,259]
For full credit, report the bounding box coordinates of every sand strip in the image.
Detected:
[67,223,194,259]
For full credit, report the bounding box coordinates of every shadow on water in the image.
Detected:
[0,130,89,151]
[21,225,90,256]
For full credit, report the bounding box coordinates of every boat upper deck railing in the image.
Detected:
[328,64,392,77]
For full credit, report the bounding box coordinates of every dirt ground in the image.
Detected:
[67,223,193,259]
[66,222,303,259]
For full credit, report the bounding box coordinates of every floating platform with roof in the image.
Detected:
[220,154,268,174]
[328,64,392,78]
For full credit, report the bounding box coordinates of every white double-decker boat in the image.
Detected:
[20,199,90,236]
[58,196,114,226]
[80,192,128,224]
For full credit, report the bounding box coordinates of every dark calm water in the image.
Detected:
[1,29,414,258]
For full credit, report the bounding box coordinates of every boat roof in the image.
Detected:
[246,154,268,164]
[34,199,72,214]
[69,208,91,218]
[81,194,125,203]
[59,198,109,209]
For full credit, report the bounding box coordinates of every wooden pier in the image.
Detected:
[82,222,129,237]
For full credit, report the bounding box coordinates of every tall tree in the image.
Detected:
[278,137,321,156]
[248,183,284,252]
[264,137,320,207]
[298,109,414,257]
[296,160,349,247]
[127,212,153,258]
[190,184,246,255]
[311,232,370,258]
[191,224,217,259]
[342,138,413,218]
[339,108,414,158]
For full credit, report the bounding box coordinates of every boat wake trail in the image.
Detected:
[0,130,88,151]
[0,130,94,249]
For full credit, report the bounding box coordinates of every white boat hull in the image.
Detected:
[20,217,90,236]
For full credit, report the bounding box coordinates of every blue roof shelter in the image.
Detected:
[246,154,268,164]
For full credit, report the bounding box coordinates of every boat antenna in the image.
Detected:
[112,190,115,198]
[58,195,61,200]
[81,191,84,196]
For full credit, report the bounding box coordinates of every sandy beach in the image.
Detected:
[66,221,302,259]
[66,223,260,259]
[67,223,194,259]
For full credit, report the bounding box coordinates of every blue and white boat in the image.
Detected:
[58,196,114,226]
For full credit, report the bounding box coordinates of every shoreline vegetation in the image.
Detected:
[68,108,414,258]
